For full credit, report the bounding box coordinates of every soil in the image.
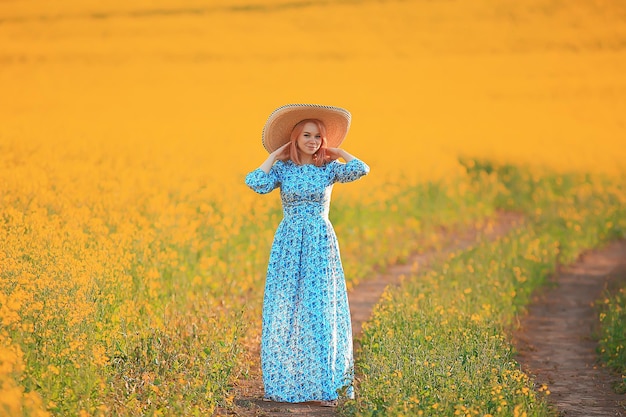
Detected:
[512,240,626,416]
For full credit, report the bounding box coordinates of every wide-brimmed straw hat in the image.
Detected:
[262,103,351,153]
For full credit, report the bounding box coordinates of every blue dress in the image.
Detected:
[245,158,369,403]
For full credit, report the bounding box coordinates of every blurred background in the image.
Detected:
[1,0,625,185]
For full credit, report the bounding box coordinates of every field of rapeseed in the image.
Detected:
[1,0,625,416]
[348,163,626,416]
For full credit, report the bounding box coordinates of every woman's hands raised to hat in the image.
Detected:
[259,142,290,173]
[257,144,356,173]
[326,148,355,162]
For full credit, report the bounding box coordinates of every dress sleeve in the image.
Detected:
[245,163,281,194]
[331,158,370,183]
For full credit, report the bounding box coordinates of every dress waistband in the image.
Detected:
[283,203,329,219]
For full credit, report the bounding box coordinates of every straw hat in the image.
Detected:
[262,103,351,153]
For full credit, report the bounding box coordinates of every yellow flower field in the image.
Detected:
[1,0,625,415]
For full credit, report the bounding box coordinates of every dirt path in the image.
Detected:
[513,240,626,416]
[221,211,524,416]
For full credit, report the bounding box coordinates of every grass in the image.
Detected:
[346,229,557,416]
[595,287,626,394]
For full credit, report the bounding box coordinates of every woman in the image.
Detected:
[245,103,369,406]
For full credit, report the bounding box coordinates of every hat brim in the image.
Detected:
[262,104,351,153]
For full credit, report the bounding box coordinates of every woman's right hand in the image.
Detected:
[259,142,290,173]
[271,142,290,159]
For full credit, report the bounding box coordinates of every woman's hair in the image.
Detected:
[278,119,332,167]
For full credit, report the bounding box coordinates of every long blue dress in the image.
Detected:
[245,158,369,403]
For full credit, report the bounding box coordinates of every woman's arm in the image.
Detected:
[259,143,290,173]
[326,148,369,183]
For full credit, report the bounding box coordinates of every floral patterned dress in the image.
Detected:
[245,158,369,403]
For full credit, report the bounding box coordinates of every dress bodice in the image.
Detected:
[245,159,370,222]
[279,164,333,219]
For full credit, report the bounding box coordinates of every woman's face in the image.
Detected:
[296,122,322,156]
